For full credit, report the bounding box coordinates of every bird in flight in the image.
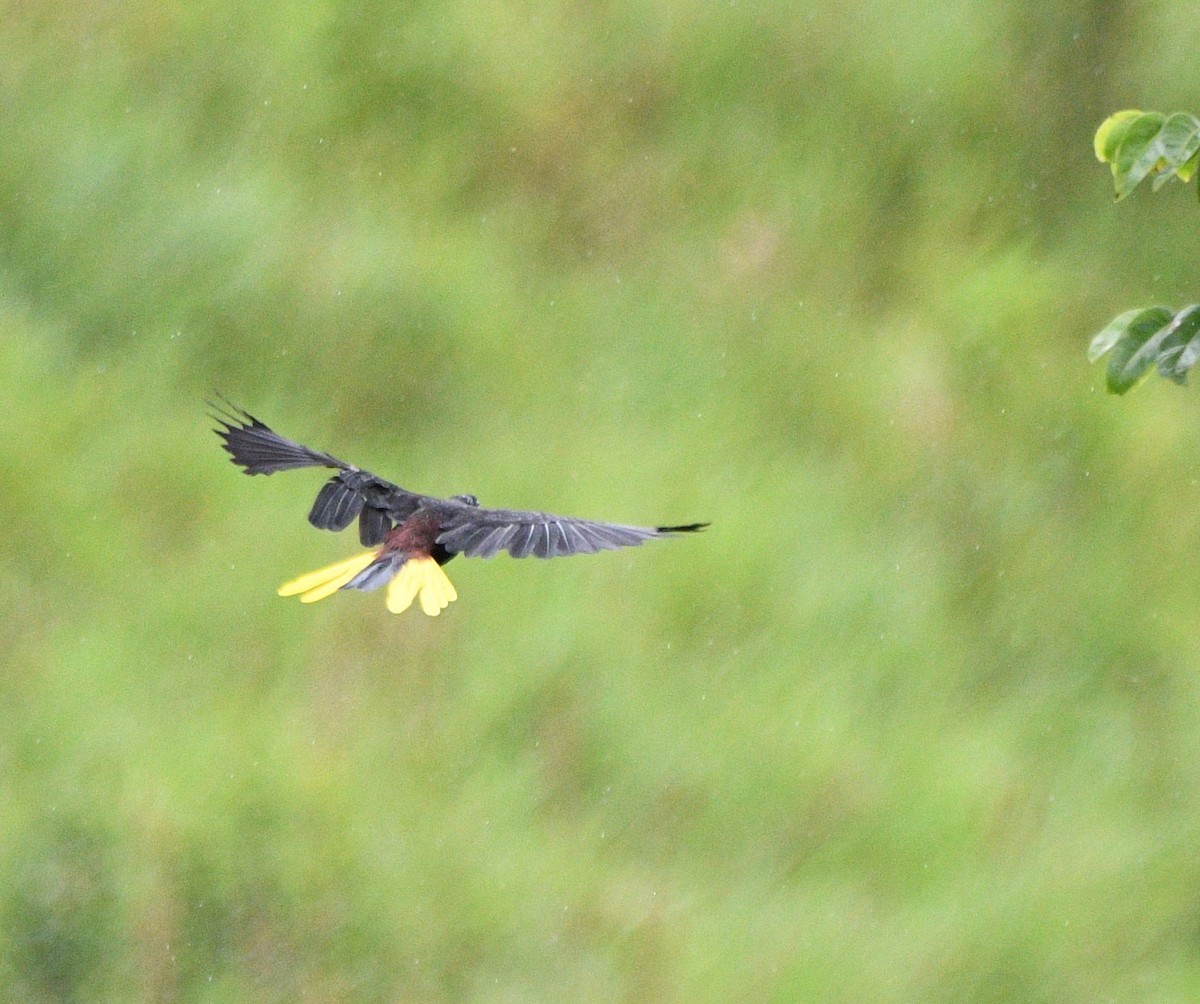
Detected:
[211,401,707,616]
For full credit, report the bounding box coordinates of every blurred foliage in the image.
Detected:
[4,0,1200,1001]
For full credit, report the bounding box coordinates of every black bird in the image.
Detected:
[211,401,707,615]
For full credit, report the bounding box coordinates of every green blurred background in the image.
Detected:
[4,1,1200,1000]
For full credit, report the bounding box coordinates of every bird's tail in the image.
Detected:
[277,551,457,616]
[277,551,379,604]
[383,556,458,616]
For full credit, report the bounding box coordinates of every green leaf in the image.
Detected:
[1113,112,1168,199]
[1174,331,1200,378]
[1088,308,1154,363]
[1150,112,1200,190]
[1154,305,1200,383]
[1094,110,1144,163]
[1095,306,1174,394]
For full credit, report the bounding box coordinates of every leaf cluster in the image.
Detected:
[1088,304,1200,394]
[1089,111,1200,393]
[1094,110,1200,200]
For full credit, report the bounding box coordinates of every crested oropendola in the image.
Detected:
[211,401,708,615]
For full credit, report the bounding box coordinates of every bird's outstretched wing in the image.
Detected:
[210,400,429,545]
[432,501,707,559]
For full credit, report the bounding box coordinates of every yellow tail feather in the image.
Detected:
[277,551,378,604]
[386,557,458,616]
